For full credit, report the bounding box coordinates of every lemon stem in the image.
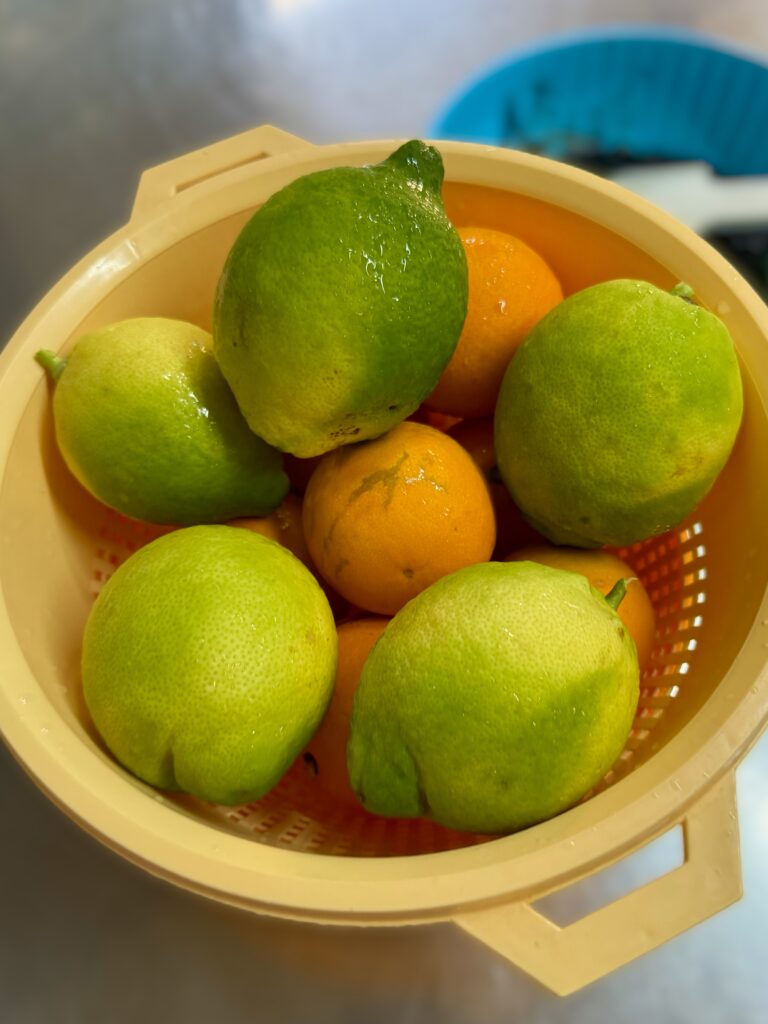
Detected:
[605,577,630,610]
[384,140,444,193]
[36,349,68,381]
[671,282,696,303]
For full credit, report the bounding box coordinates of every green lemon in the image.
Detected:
[82,526,337,805]
[494,280,744,547]
[347,561,639,834]
[213,140,468,457]
[37,317,288,524]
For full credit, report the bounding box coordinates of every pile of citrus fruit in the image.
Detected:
[37,140,744,835]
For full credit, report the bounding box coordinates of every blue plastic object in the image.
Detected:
[430,27,768,175]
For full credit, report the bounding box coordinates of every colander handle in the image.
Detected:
[130,125,313,220]
[455,772,741,996]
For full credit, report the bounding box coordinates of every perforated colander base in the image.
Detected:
[89,509,706,857]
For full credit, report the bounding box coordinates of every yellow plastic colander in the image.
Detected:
[1,126,767,995]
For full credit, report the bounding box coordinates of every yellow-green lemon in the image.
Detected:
[82,526,337,805]
[494,280,743,547]
[37,317,288,524]
[348,561,639,833]
[213,140,468,457]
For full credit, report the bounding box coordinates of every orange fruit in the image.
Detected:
[448,418,543,557]
[507,545,656,668]
[407,406,462,432]
[303,421,496,615]
[231,494,349,619]
[447,417,495,474]
[425,227,563,417]
[303,617,389,806]
[229,492,312,566]
[425,410,463,433]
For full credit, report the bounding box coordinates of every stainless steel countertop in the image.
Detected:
[2,2,767,1020]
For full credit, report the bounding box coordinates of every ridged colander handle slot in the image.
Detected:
[130,125,313,220]
[454,771,741,996]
